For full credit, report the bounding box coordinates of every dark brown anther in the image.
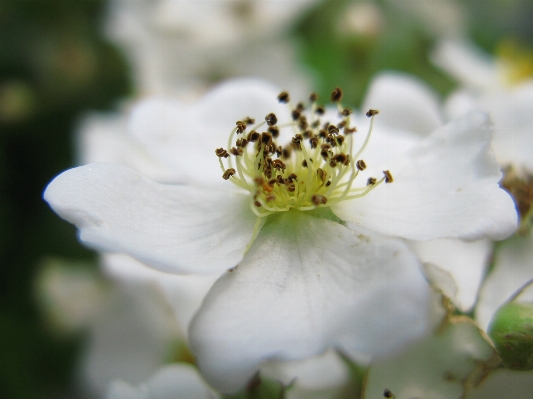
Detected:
[265,113,278,126]
[302,159,308,167]
[253,176,264,185]
[367,177,377,186]
[268,126,280,138]
[282,147,291,159]
[275,145,283,157]
[261,132,273,145]
[247,130,260,142]
[383,170,394,183]
[345,127,357,134]
[254,201,262,207]
[236,138,248,147]
[215,148,230,158]
[277,91,290,103]
[244,117,255,125]
[291,109,301,121]
[276,175,284,184]
[273,159,286,170]
[296,102,305,111]
[268,178,277,186]
[323,121,330,129]
[287,184,296,192]
[327,124,339,135]
[318,130,328,139]
[356,159,367,171]
[287,173,298,182]
[309,136,319,149]
[383,388,393,398]
[298,116,308,130]
[315,106,325,115]
[329,160,337,167]
[236,121,246,133]
[326,135,337,147]
[325,181,331,186]
[331,87,343,103]
[292,134,303,145]
[230,147,243,156]
[334,153,347,164]
[316,168,327,183]
[311,120,320,128]
[312,194,328,205]
[366,109,379,117]
[309,92,318,102]
[320,150,330,160]
[321,143,332,150]
[336,135,345,146]
[222,168,236,180]
[341,108,352,116]
[302,130,313,138]
[338,120,347,128]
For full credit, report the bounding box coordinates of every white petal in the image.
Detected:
[102,253,218,337]
[476,234,533,331]
[44,164,259,274]
[260,350,350,399]
[189,211,433,393]
[465,369,533,399]
[431,40,500,91]
[77,112,180,183]
[106,364,217,399]
[363,319,499,399]
[362,72,444,135]
[410,239,492,312]
[129,78,289,184]
[333,111,518,241]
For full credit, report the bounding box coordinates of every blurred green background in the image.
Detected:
[0,0,532,398]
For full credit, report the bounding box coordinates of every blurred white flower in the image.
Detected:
[465,368,533,399]
[44,78,516,392]
[104,0,317,96]
[432,39,533,171]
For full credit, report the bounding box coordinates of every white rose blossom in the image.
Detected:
[44,79,517,392]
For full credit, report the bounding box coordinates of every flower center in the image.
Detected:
[216,88,393,217]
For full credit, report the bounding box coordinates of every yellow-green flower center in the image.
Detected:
[216,88,392,217]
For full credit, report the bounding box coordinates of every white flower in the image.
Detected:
[44,78,517,392]
[432,39,533,171]
[104,0,316,96]
[465,368,533,399]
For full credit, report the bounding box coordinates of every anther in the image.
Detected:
[265,113,278,126]
[222,168,236,180]
[309,92,318,102]
[325,181,331,186]
[302,160,308,167]
[312,194,328,205]
[236,121,246,133]
[277,91,290,103]
[331,87,343,103]
[244,117,255,125]
[383,388,394,398]
[261,132,273,145]
[345,127,357,134]
[334,153,347,164]
[292,134,303,145]
[298,116,308,130]
[336,136,345,146]
[273,159,286,170]
[254,201,261,207]
[341,108,352,116]
[309,136,319,148]
[268,126,280,138]
[317,168,327,183]
[338,120,347,128]
[383,170,394,183]
[215,148,229,158]
[230,147,243,156]
[248,130,260,142]
[366,109,379,117]
[287,173,298,181]
[253,176,264,185]
[282,147,291,159]
[266,193,276,202]
[291,109,301,121]
[236,138,248,147]
[356,160,367,170]
[367,177,377,186]
[315,106,325,115]
[302,130,313,138]
[328,124,339,135]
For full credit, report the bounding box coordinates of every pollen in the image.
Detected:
[216,88,392,217]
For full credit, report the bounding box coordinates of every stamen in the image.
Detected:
[216,88,391,217]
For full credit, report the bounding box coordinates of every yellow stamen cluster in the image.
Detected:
[215,88,393,217]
